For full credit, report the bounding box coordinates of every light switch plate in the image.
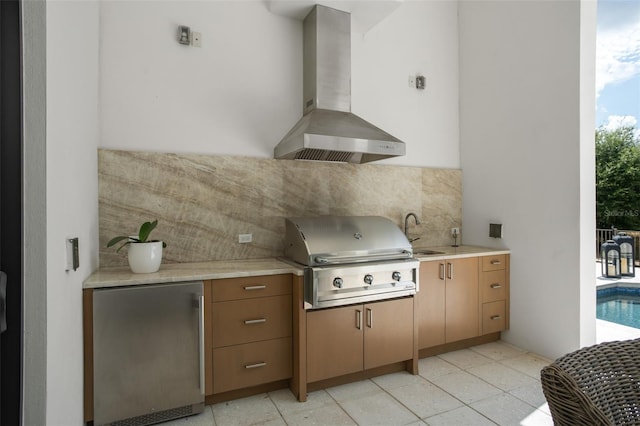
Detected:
[66,237,79,271]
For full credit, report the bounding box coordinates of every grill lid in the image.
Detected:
[284,216,412,266]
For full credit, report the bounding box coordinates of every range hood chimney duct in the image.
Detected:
[274,5,405,164]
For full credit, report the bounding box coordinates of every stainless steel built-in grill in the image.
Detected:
[283,216,419,309]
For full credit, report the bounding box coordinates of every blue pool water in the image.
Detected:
[597,287,640,329]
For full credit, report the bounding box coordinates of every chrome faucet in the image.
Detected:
[404,213,421,243]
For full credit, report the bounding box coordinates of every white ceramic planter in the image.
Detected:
[127,241,163,273]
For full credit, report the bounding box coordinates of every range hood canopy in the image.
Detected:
[274,5,405,164]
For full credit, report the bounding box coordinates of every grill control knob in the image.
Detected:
[364,274,374,285]
[333,277,343,289]
[392,271,401,281]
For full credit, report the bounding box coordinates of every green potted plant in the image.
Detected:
[107,219,167,273]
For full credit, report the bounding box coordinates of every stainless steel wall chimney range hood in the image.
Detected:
[274,5,405,164]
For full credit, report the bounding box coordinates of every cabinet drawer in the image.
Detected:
[482,300,506,334]
[212,274,291,302]
[480,270,507,303]
[213,337,292,394]
[213,295,292,347]
[482,255,506,272]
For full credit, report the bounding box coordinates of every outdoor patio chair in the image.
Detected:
[541,338,640,425]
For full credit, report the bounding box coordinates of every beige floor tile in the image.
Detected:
[500,353,552,379]
[384,379,464,419]
[596,318,640,343]
[519,409,554,426]
[371,370,426,390]
[470,341,526,361]
[508,383,547,409]
[424,406,496,426]
[467,362,539,391]
[211,394,284,426]
[418,356,463,380]
[326,379,381,401]
[268,388,332,414]
[270,388,356,425]
[280,403,356,426]
[470,392,541,426]
[427,371,503,404]
[337,392,420,425]
[437,348,493,369]
[161,406,216,426]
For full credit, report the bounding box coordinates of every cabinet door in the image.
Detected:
[445,257,479,342]
[364,298,414,370]
[418,261,446,349]
[307,305,364,383]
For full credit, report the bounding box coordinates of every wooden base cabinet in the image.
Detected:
[210,274,293,395]
[418,257,479,349]
[306,297,414,383]
[480,254,509,334]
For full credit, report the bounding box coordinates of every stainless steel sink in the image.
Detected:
[413,249,445,256]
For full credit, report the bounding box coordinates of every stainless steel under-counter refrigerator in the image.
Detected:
[92,281,205,425]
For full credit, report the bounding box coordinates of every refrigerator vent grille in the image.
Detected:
[107,403,202,426]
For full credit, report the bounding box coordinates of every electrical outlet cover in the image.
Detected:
[191,31,202,47]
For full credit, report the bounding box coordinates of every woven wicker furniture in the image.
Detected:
[541,338,640,425]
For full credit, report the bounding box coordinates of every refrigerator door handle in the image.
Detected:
[198,295,205,395]
[0,271,7,334]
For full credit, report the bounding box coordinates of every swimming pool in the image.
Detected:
[597,286,640,329]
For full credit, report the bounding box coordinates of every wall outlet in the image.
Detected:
[191,31,202,48]
[238,233,252,243]
[451,227,460,236]
[408,75,416,88]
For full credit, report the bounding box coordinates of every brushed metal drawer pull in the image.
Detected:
[490,315,502,320]
[245,362,267,369]
[366,308,373,328]
[244,318,266,325]
[439,263,445,281]
[356,309,362,330]
[490,283,502,289]
[490,260,502,265]
[244,285,266,291]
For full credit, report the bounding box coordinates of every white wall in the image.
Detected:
[353,0,459,168]
[46,1,100,424]
[99,1,460,169]
[459,0,596,359]
[580,0,597,346]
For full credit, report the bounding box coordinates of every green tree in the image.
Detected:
[596,126,640,229]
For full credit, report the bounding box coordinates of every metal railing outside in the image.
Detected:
[596,228,640,263]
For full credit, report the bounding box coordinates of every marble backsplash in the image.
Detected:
[99,149,462,267]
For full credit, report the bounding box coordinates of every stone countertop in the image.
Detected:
[412,245,510,261]
[84,245,509,289]
[83,258,303,289]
